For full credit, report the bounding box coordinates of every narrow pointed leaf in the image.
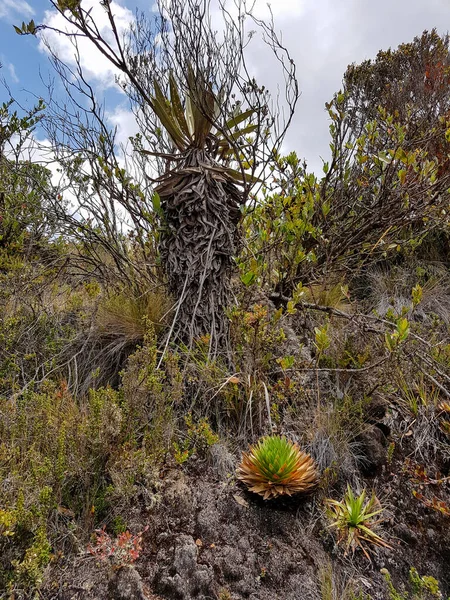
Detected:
[226,108,257,129]
[223,167,262,185]
[151,192,164,218]
[169,71,191,140]
[151,93,186,150]
[229,124,259,139]
[185,93,195,137]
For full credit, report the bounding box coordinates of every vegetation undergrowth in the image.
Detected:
[1,9,450,599]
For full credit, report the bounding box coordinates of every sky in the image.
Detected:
[1,0,450,174]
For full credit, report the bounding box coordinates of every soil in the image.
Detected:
[42,445,450,600]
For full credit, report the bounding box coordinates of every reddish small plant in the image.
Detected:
[87,526,148,568]
[412,491,450,517]
[402,459,450,518]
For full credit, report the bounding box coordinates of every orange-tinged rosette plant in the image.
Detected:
[237,435,318,500]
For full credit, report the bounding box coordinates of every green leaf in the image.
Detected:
[377,151,391,165]
[322,201,331,217]
[57,0,80,12]
[241,271,256,286]
[151,81,187,150]
[226,108,257,129]
[396,317,410,342]
[385,331,396,352]
[411,283,423,307]
[398,168,407,185]
[227,123,258,140]
[151,192,164,218]
[395,147,408,164]
[314,324,330,353]
[286,300,297,315]
[169,72,191,140]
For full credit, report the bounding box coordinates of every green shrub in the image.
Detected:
[381,567,446,600]
[0,347,171,595]
[173,412,219,464]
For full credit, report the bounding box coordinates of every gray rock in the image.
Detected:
[357,425,387,475]
[365,393,388,423]
[156,535,214,599]
[164,473,197,528]
[196,505,220,540]
[108,566,146,600]
[219,545,245,581]
[394,524,418,545]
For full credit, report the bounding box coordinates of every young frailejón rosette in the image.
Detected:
[237,435,318,500]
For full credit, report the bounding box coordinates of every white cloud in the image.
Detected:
[243,0,450,173]
[39,1,134,90]
[253,0,306,19]
[0,55,20,83]
[107,105,140,148]
[0,0,34,20]
[34,0,450,175]
[7,61,19,83]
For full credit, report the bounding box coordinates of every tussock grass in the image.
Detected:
[303,280,351,312]
[319,563,371,600]
[367,262,450,324]
[97,287,171,342]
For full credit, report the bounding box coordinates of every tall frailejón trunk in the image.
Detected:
[157,149,242,355]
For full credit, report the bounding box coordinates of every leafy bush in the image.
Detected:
[382,567,446,600]
[240,31,450,298]
[0,98,61,263]
[0,327,175,595]
[173,412,219,464]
